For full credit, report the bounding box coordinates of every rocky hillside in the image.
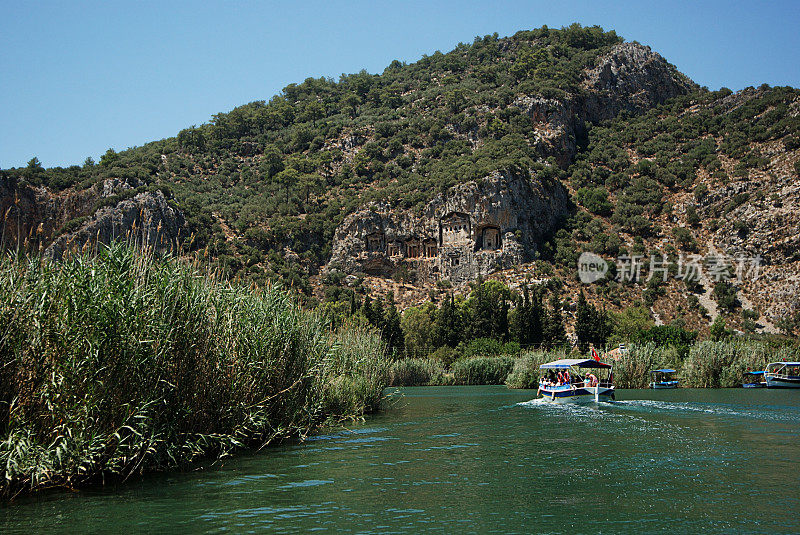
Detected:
[1,175,182,259]
[2,24,798,337]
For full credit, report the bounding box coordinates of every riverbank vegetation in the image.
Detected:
[326,275,797,389]
[0,244,390,498]
[387,340,799,389]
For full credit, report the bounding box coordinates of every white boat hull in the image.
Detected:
[765,375,800,388]
[538,386,615,403]
[650,381,678,389]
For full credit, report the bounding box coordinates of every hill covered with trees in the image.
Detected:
[2,23,799,351]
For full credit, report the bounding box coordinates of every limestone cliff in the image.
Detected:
[0,174,183,259]
[325,171,569,285]
[0,175,94,250]
[581,42,696,121]
[514,43,697,166]
[44,189,184,261]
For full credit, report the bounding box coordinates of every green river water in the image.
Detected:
[2,386,799,534]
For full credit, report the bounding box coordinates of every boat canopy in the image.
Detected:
[743,371,765,375]
[768,362,800,367]
[651,369,676,374]
[539,359,612,369]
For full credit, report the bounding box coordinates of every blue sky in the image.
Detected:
[2,0,799,169]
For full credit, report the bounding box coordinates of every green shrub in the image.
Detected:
[672,226,697,251]
[576,186,613,216]
[57,215,89,235]
[685,205,700,226]
[430,346,459,368]
[713,281,739,312]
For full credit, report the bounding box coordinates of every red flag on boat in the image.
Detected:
[591,347,600,361]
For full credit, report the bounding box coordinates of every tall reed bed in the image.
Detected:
[388,358,446,386]
[681,340,796,388]
[610,343,663,388]
[504,349,571,389]
[451,356,515,385]
[0,244,389,497]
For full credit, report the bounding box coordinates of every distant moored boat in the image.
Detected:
[742,370,766,388]
[649,369,678,389]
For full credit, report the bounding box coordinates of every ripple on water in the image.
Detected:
[277,479,334,490]
[3,387,800,535]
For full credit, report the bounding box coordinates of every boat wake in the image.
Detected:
[516,396,800,431]
[604,399,800,425]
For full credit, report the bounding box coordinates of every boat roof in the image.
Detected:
[651,369,676,374]
[768,362,800,367]
[539,358,612,369]
[744,371,765,375]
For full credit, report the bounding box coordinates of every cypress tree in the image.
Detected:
[434,293,460,348]
[575,290,592,353]
[529,286,544,347]
[575,290,611,353]
[498,296,509,341]
[362,295,375,326]
[544,295,568,349]
[383,292,404,356]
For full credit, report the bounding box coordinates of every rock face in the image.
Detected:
[0,174,183,259]
[582,42,696,121]
[511,43,696,168]
[44,189,184,261]
[325,171,569,285]
[512,97,577,167]
[0,175,95,250]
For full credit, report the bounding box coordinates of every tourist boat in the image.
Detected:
[764,362,800,388]
[537,359,615,403]
[742,370,766,388]
[649,369,679,389]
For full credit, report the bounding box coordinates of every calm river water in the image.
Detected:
[2,387,799,534]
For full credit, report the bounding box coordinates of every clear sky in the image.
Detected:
[2,0,799,169]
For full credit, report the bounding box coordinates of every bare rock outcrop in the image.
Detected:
[512,43,696,167]
[44,190,184,260]
[582,42,697,121]
[325,171,568,285]
[0,175,95,250]
[0,174,183,259]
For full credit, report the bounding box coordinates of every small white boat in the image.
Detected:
[742,370,766,388]
[765,362,800,388]
[649,369,678,389]
[537,359,615,403]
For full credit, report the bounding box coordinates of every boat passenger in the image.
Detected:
[586,373,598,387]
